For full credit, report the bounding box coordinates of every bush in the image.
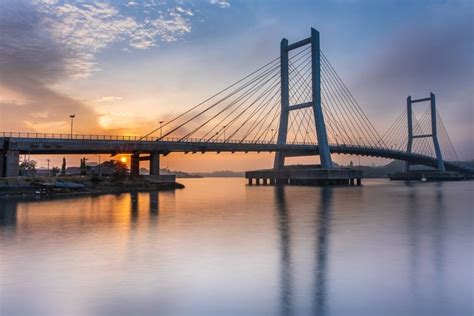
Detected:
[90,174,101,183]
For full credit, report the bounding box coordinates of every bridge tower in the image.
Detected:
[274,28,332,170]
[405,92,445,172]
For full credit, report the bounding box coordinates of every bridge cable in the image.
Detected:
[321,61,376,148]
[197,71,281,142]
[321,52,385,147]
[141,57,280,140]
[166,62,280,140]
[181,68,281,141]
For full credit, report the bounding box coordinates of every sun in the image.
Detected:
[120,156,127,163]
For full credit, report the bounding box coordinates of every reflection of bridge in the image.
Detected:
[1,28,472,177]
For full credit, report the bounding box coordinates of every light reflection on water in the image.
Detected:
[0,178,472,316]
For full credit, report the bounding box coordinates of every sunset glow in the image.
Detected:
[0,0,472,171]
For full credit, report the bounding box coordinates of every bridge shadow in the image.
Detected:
[274,186,333,316]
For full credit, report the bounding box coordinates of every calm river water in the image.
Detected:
[0,178,473,316]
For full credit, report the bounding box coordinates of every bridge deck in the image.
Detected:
[1,133,472,175]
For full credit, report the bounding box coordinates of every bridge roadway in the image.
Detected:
[1,133,471,175]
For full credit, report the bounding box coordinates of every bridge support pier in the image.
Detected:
[0,150,19,177]
[130,152,140,177]
[246,167,362,186]
[150,152,160,176]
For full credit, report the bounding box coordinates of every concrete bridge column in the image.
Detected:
[1,151,19,177]
[130,152,140,177]
[0,153,3,177]
[150,152,160,176]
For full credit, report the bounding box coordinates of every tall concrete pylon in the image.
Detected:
[274,28,332,169]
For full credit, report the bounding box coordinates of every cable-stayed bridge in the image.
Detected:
[1,28,472,178]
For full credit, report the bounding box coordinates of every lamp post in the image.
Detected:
[69,114,75,138]
[159,121,164,138]
[223,126,227,142]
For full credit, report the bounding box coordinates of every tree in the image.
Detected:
[113,160,128,177]
[80,157,87,175]
[61,157,66,176]
[100,160,129,177]
[19,160,37,177]
[51,167,60,176]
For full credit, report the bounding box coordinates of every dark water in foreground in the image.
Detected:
[0,178,472,316]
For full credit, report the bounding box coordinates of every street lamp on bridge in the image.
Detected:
[69,114,75,138]
[159,121,164,138]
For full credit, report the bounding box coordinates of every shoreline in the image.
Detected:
[0,176,184,201]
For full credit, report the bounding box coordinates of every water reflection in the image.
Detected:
[149,191,159,216]
[0,191,164,231]
[313,187,332,316]
[275,186,293,316]
[274,186,333,316]
[407,183,447,314]
[407,187,420,301]
[432,183,446,314]
[0,200,17,227]
[0,179,471,316]
[130,192,139,222]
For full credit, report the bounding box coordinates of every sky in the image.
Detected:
[0,0,472,171]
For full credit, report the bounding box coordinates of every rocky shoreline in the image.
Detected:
[0,176,185,201]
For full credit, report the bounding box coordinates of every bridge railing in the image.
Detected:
[0,131,290,145]
[0,131,405,150]
[0,132,432,156]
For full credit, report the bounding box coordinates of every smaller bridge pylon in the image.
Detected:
[405,92,445,172]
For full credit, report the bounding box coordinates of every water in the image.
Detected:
[0,178,472,316]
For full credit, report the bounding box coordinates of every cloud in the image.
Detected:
[33,0,194,77]
[352,9,473,158]
[210,0,230,9]
[0,0,101,133]
[0,0,203,134]
[93,96,123,103]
